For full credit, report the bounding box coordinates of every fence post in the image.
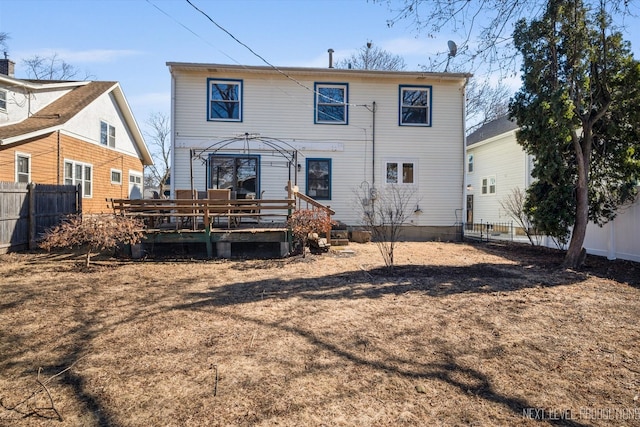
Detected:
[77,184,83,214]
[28,183,36,250]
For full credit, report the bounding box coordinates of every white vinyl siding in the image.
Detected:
[171,67,465,227]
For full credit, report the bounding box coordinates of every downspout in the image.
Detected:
[56,130,61,185]
[169,69,177,198]
[461,77,469,237]
[372,101,376,187]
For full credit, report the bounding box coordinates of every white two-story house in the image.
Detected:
[167,62,470,240]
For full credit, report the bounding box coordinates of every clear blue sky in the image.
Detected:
[1,0,640,136]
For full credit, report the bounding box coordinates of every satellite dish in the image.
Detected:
[447,40,457,57]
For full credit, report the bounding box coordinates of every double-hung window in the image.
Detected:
[306,158,331,200]
[64,160,93,198]
[100,121,115,147]
[315,83,347,124]
[385,160,415,185]
[15,153,30,183]
[481,176,496,195]
[208,78,242,121]
[399,85,431,126]
[0,90,7,111]
[467,154,474,173]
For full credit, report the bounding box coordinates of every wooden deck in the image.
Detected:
[108,186,335,258]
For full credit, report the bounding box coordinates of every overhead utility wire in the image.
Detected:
[184,0,370,109]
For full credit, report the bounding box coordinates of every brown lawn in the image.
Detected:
[0,242,639,427]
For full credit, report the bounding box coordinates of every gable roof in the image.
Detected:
[467,115,518,146]
[0,79,153,165]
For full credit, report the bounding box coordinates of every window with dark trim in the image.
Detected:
[399,85,431,126]
[208,78,242,121]
[315,83,348,124]
[306,158,331,200]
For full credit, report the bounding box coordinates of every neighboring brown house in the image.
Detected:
[0,59,152,213]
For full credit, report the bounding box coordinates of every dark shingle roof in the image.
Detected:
[0,81,116,141]
[467,115,518,146]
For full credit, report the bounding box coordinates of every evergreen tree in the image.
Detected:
[509,0,640,268]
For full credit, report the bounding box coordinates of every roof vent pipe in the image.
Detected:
[328,49,334,68]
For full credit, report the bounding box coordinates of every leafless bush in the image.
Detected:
[499,187,541,246]
[286,209,335,257]
[355,184,416,270]
[40,214,144,267]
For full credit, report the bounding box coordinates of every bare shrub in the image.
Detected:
[355,184,416,270]
[40,214,144,267]
[499,187,541,246]
[286,209,335,257]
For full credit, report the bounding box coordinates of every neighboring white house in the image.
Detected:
[167,62,471,240]
[466,115,640,262]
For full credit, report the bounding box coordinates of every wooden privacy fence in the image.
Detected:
[0,182,81,253]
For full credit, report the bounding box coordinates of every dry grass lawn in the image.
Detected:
[1,241,639,427]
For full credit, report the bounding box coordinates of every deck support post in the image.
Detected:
[216,241,231,258]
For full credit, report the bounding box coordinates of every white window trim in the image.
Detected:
[15,152,31,183]
[481,175,497,195]
[64,159,93,198]
[467,154,474,174]
[0,89,7,112]
[111,168,123,185]
[100,120,116,148]
[384,159,417,185]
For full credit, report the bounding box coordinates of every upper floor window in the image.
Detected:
[208,78,242,121]
[482,176,496,195]
[15,153,30,183]
[100,121,115,147]
[64,160,92,198]
[399,85,431,126]
[306,158,331,200]
[385,160,415,185]
[467,154,474,173]
[0,90,6,111]
[315,83,348,124]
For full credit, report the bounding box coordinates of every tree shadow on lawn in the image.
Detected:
[470,240,640,287]
[176,261,587,308]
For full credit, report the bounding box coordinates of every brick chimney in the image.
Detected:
[0,53,15,77]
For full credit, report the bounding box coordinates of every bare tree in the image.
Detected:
[335,42,406,71]
[0,32,8,50]
[382,0,635,76]
[355,184,416,270]
[144,112,171,196]
[465,77,511,134]
[499,187,540,246]
[22,53,91,80]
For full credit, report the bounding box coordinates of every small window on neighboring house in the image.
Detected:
[482,176,496,195]
[16,153,30,183]
[100,121,115,147]
[399,85,431,126]
[208,78,242,121]
[64,160,92,198]
[315,83,348,124]
[0,90,7,111]
[385,161,415,184]
[468,154,474,173]
[111,169,122,184]
[306,158,331,200]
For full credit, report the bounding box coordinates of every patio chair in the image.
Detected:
[207,188,232,227]
[175,189,198,230]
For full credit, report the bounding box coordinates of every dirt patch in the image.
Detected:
[0,242,638,426]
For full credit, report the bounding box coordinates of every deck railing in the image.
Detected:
[109,197,295,230]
